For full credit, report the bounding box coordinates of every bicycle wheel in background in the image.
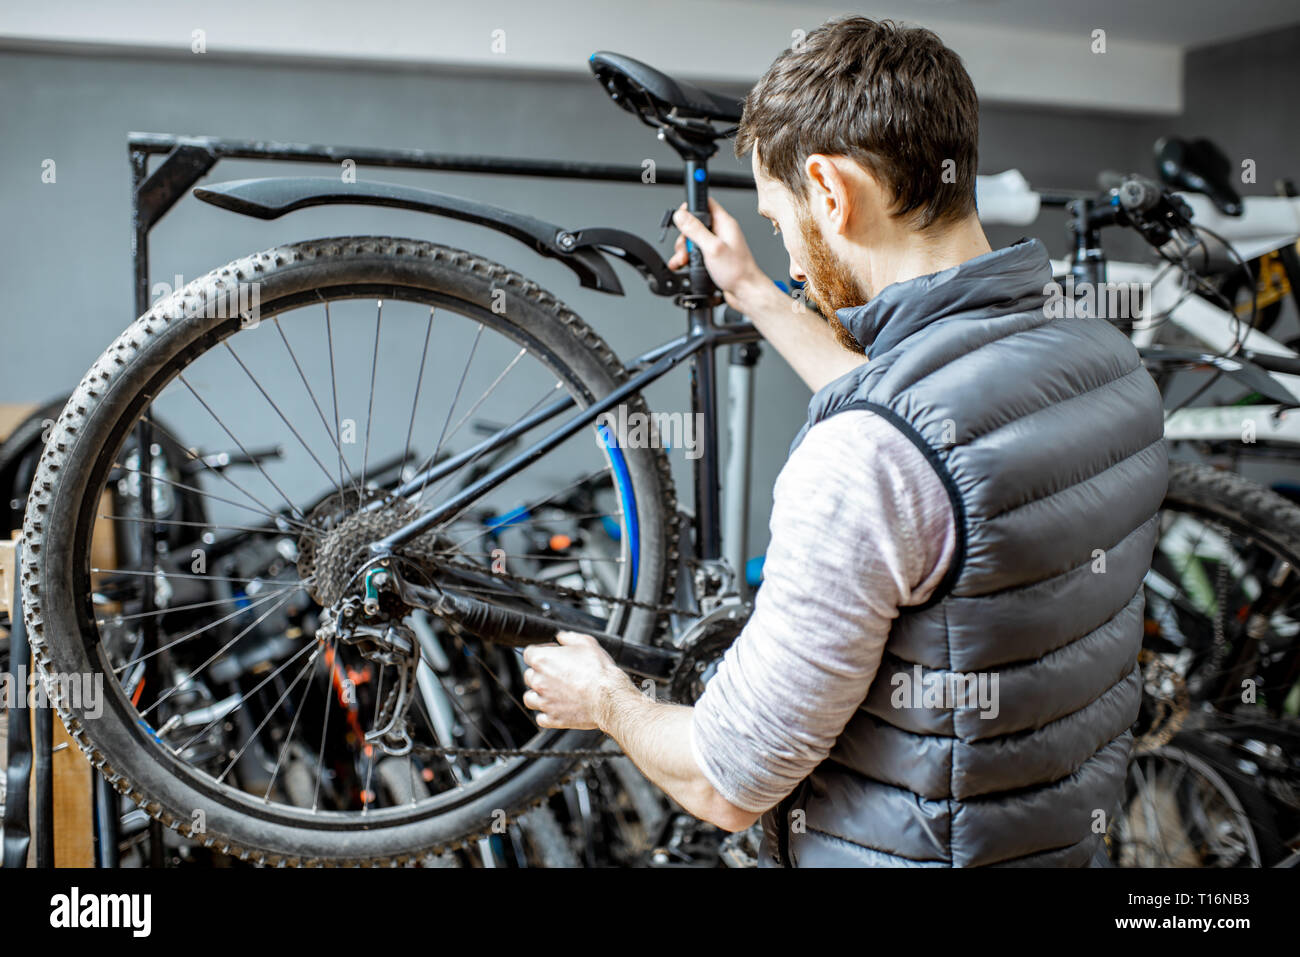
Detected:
[1111,730,1285,867]
[1147,462,1300,719]
[1130,461,1300,865]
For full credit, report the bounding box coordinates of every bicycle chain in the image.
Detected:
[1209,536,1231,677]
[431,554,698,619]
[410,742,624,760]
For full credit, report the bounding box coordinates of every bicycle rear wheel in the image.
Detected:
[1112,730,1283,867]
[1130,462,1300,865]
[1146,462,1300,718]
[21,236,678,865]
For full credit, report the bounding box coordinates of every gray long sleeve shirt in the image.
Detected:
[690,408,957,813]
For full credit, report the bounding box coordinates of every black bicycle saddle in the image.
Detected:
[1155,136,1243,216]
[589,51,743,126]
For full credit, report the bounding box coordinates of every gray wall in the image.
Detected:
[0,41,1278,555]
[1175,24,1300,199]
[1146,24,1300,493]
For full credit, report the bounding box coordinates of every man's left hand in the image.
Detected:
[521,631,632,730]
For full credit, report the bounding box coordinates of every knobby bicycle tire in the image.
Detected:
[21,236,679,866]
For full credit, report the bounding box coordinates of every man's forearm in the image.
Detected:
[597,682,759,832]
[734,277,867,393]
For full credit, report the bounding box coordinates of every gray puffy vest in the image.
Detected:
[758,238,1168,867]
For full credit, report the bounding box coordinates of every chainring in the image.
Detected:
[668,605,748,705]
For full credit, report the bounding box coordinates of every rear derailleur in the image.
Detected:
[314,567,420,757]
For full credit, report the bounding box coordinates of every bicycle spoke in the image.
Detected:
[263,639,330,803]
[414,323,484,507]
[324,299,352,497]
[415,385,582,517]
[398,382,561,511]
[216,642,323,784]
[223,340,342,495]
[180,634,318,757]
[312,630,339,813]
[402,308,437,478]
[143,414,299,530]
[111,464,308,533]
[441,347,527,449]
[94,568,298,587]
[449,510,622,533]
[455,552,625,565]
[273,316,345,462]
[425,651,516,760]
[178,374,305,520]
[457,641,540,729]
[446,467,616,552]
[361,300,383,491]
[101,513,292,537]
[110,583,301,674]
[97,591,289,626]
[132,586,306,704]
[361,666,385,812]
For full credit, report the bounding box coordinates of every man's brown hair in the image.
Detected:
[735,16,979,231]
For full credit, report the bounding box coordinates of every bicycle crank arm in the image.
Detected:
[403,583,681,681]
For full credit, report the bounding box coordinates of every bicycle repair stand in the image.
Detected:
[0,131,759,868]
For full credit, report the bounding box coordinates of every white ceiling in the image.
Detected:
[754,0,1300,49]
[2,0,1296,113]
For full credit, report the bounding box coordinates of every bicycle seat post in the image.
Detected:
[679,148,724,563]
[684,156,715,303]
[586,50,740,563]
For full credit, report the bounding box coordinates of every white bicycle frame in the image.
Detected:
[977,171,1300,448]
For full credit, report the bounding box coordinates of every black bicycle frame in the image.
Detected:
[371,309,760,557]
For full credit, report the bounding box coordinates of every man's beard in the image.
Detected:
[797,210,869,354]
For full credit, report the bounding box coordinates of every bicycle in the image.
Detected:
[977,142,1300,460]
[18,50,1299,867]
[991,154,1300,865]
[18,51,760,865]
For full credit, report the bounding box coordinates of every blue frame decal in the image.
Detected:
[597,422,639,589]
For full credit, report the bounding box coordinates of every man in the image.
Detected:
[522,16,1168,866]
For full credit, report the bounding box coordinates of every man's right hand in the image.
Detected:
[667,198,768,313]
[668,196,867,393]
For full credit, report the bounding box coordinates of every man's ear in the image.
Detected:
[802,154,854,235]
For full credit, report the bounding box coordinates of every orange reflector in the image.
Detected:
[550,534,572,551]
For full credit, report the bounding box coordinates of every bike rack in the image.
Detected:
[2,131,759,869]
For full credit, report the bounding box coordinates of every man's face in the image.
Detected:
[753,150,867,353]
